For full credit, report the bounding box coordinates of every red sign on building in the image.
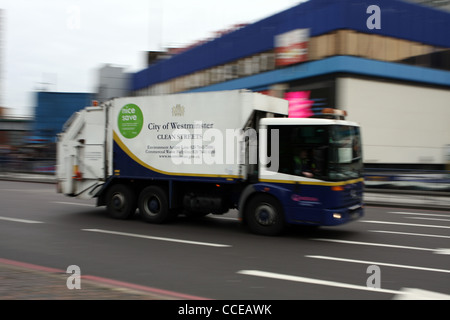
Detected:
[275,29,309,67]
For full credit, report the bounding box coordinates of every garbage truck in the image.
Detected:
[56,90,364,235]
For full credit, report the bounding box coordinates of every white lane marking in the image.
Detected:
[237,270,402,295]
[0,189,53,193]
[407,217,450,222]
[393,288,450,300]
[361,220,450,229]
[312,238,450,255]
[306,255,450,274]
[82,228,231,248]
[370,230,450,239]
[434,249,450,255]
[390,212,450,218]
[0,216,44,224]
[53,201,93,207]
[207,216,239,221]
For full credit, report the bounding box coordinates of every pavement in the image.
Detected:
[0,172,448,300]
[0,258,177,300]
[0,172,198,300]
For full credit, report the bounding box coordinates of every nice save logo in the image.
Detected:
[118,104,144,139]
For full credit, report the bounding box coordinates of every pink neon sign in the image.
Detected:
[285,91,314,118]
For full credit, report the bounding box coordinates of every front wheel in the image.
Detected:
[245,194,285,236]
[138,186,175,224]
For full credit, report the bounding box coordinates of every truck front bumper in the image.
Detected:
[322,203,364,226]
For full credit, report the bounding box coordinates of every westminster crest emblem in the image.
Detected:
[172,104,185,116]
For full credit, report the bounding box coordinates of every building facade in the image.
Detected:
[29,91,93,144]
[406,0,450,11]
[0,110,31,148]
[130,0,450,169]
[96,64,131,103]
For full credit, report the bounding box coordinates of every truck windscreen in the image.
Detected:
[268,124,363,182]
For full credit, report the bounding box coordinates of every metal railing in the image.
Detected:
[1,158,450,193]
[364,168,450,192]
[0,158,55,175]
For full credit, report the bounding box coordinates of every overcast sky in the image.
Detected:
[1,0,305,117]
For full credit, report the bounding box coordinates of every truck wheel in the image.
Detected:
[138,186,174,224]
[245,194,285,236]
[106,184,137,220]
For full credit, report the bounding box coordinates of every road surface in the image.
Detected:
[0,180,449,300]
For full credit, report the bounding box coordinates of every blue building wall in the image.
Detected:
[30,92,93,143]
[132,0,450,91]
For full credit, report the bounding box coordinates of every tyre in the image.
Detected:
[245,194,285,236]
[138,186,174,224]
[105,184,137,219]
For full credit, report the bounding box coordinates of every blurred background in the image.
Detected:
[0,0,449,192]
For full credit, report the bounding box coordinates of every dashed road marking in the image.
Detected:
[82,228,231,248]
[0,216,44,224]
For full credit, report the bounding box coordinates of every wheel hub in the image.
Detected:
[146,197,160,214]
[255,204,276,226]
[112,193,125,210]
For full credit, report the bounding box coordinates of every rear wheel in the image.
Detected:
[245,194,285,236]
[138,186,174,224]
[106,184,137,219]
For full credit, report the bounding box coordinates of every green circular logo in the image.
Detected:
[118,104,143,139]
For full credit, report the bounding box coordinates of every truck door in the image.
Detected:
[79,107,106,179]
[57,106,106,198]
